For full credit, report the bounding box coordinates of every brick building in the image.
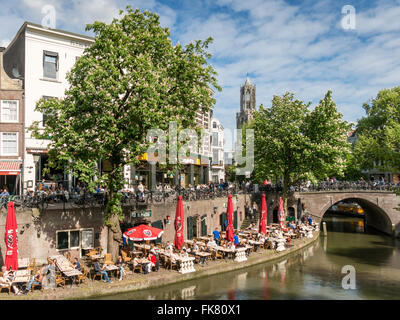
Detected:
[0,47,24,194]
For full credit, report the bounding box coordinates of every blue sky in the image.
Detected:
[1,0,400,150]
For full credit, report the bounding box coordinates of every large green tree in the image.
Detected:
[30,6,220,258]
[250,91,351,212]
[354,87,400,173]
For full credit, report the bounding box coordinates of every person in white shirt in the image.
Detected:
[165,241,173,252]
[0,266,20,295]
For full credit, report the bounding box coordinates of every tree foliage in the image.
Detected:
[250,91,351,206]
[30,6,220,255]
[354,86,400,172]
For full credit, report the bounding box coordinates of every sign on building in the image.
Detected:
[131,210,152,218]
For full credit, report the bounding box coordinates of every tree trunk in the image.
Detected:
[106,172,123,261]
[107,213,122,261]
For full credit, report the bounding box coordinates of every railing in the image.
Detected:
[4,185,242,211]
[243,181,400,194]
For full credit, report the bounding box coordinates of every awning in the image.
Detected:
[0,162,22,175]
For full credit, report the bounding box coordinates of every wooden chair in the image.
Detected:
[121,250,132,263]
[92,268,103,281]
[211,250,223,260]
[55,271,66,289]
[133,262,142,273]
[104,253,114,265]
[31,279,43,292]
[76,267,89,285]
[0,272,11,295]
[27,258,36,272]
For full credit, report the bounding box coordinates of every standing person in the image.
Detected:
[213,227,220,246]
[252,203,257,220]
[307,215,313,226]
[137,181,145,201]
[233,232,239,246]
[115,256,125,281]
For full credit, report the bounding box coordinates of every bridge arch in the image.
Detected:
[296,192,398,236]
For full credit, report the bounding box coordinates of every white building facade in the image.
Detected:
[210,117,225,183]
[3,22,94,192]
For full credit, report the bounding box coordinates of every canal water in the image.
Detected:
[95,214,400,300]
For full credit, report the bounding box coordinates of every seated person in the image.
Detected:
[148,252,158,272]
[227,242,235,250]
[192,242,199,252]
[181,249,189,258]
[307,216,313,226]
[93,259,112,283]
[207,239,217,248]
[288,221,296,230]
[24,266,45,294]
[0,266,21,295]
[165,241,173,252]
[73,258,81,271]
[115,256,125,281]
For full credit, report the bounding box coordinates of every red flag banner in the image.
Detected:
[226,194,234,242]
[174,195,185,250]
[259,193,267,235]
[5,201,18,271]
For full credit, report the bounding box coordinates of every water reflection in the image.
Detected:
[92,215,400,300]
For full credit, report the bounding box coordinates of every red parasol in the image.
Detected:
[4,201,18,270]
[278,197,285,229]
[226,194,234,242]
[123,224,163,241]
[259,194,267,235]
[174,195,185,250]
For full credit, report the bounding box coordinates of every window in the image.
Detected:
[42,96,55,126]
[1,100,18,122]
[212,150,219,164]
[212,132,218,147]
[43,51,59,79]
[213,122,217,128]
[1,133,18,155]
[56,228,93,251]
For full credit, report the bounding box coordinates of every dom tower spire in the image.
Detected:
[236,76,256,129]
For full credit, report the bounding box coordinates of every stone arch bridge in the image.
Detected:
[289,191,400,237]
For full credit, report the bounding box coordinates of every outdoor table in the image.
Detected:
[17,258,30,269]
[12,274,33,292]
[14,269,31,277]
[216,246,235,260]
[103,264,119,278]
[197,236,212,242]
[90,254,104,260]
[192,251,211,264]
[249,240,262,252]
[130,250,143,257]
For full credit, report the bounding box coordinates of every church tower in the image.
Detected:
[236,77,256,129]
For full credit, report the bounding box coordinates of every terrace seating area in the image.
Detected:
[0,219,318,296]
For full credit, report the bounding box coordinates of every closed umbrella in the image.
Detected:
[174,195,185,250]
[123,224,163,241]
[278,197,285,229]
[226,194,234,242]
[259,194,267,235]
[5,201,18,271]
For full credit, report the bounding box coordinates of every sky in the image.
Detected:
[1,0,400,150]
